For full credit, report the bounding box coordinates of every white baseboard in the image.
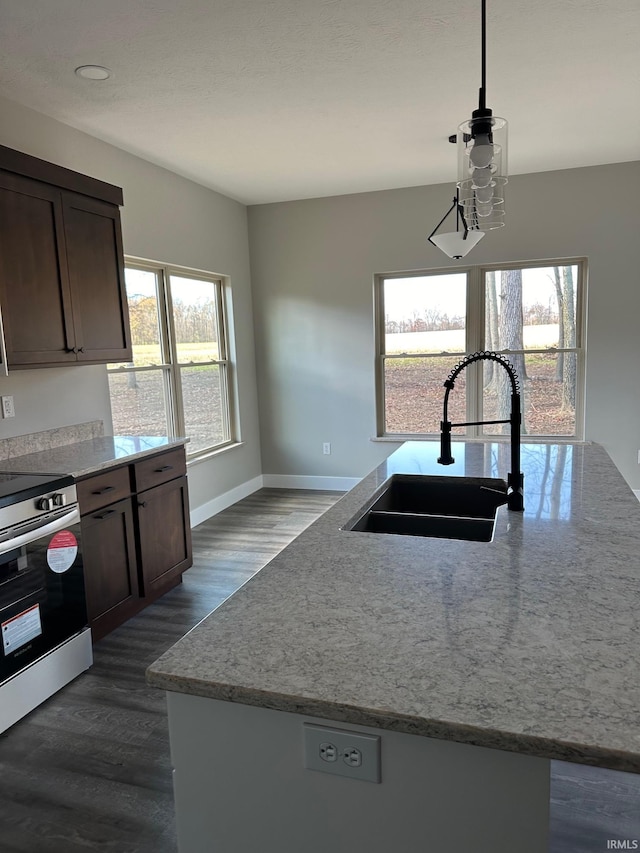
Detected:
[261,474,361,491]
[189,473,361,527]
[190,475,264,527]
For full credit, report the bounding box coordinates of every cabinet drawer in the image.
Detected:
[77,465,131,514]
[134,446,186,493]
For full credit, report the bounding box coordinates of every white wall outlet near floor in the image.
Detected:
[1,395,15,418]
[322,442,331,455]
[303,723,381,783]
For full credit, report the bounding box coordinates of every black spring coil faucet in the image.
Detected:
[438,351,524,512]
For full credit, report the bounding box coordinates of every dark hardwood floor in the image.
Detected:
[0,488,638,852]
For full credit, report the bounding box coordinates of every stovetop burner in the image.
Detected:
[0,472,75,509]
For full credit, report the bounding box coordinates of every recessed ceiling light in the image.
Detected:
[75,65,111,80]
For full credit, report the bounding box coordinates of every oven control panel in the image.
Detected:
[37,493,67,512]
[1,485,78,539]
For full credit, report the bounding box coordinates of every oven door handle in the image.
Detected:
[0,507,80,556]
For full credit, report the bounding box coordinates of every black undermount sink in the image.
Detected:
[345,474,509,542]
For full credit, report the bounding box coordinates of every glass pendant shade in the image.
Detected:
[457,116,508,231]
[430,229,485,259]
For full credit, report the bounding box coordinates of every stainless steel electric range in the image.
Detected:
[0,471,92,732]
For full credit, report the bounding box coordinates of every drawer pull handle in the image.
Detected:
[154,465,173,473]
[92,486,116,495]
[138,501,147,508]
[94,509,116,520]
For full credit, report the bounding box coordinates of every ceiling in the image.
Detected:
[0,0,638,205]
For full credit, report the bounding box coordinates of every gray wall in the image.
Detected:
[0,95,262,509]
[248,162,640,489]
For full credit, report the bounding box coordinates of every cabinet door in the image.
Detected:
[0,171,77,366]
[82,498,141,642]
[137,475,192,595]
[62,192,132,364]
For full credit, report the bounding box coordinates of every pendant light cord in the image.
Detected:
[479,0,487,110]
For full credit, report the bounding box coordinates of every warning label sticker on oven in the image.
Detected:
[2,604,42,656]
[47,530,78,574]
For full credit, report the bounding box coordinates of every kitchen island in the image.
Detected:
[147,441,640,853]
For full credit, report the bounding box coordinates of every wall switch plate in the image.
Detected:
[303,723,381,783]
[323,442,331,455]
[1,395,15,418]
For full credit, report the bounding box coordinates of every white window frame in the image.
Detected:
[108,257,235,459]
[375,258,587,441]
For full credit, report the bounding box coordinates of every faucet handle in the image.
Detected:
[438,421,455,465]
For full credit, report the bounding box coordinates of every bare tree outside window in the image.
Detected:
[483,264,580,437]
[377,261,584,439]
[552,265,577,411]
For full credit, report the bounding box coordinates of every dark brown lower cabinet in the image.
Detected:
[136,476,192,595]
[78,447,192,642]
[81,498,140,643]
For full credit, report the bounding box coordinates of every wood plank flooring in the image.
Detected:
[0,487,638,853]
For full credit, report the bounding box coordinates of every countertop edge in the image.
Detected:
[72,438,189,478]
[145,670,640,774]
[0,436,189,478]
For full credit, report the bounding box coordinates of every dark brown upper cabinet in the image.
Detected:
[0,144,132,369]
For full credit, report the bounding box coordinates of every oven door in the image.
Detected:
[0,506,87,683]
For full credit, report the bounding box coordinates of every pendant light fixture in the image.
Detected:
[429,0,508,258]
[428,188,485,259]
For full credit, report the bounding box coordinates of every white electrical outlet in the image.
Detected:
[323,442,331,455]
[1,395,15,418]
[304,723,381,783]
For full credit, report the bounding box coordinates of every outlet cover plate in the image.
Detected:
[1,396,15,418]
[303,723,381,783]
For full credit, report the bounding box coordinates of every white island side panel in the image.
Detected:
[167,692,550,853]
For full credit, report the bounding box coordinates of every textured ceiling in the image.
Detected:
[0,0,638,204]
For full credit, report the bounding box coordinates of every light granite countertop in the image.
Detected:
[147,441,640,773]
[0,435,188,478]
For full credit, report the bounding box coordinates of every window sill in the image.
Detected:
[186,441,244,467]
[371,436,590,445]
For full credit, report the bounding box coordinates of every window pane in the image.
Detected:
[384,356,467,434]
[481,352,576,436]
[170,276,220,362]
[108,369,170,436]
[120,268,163,367]
[383,275,467,354]
[485,265,578,351]
[180,365,227,453]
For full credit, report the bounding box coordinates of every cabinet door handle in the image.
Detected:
[138,500,147,508]
[93,509,116,520]
[92,485,115,495]
[78,347,85,353]
[154,465,173,473]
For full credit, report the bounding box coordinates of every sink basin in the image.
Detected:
[344,474,508,542]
